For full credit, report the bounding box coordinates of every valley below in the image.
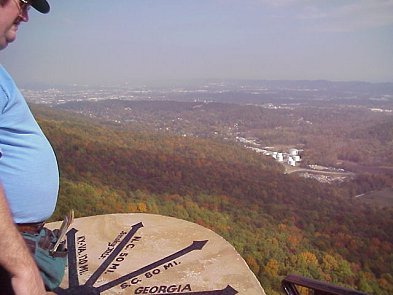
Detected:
[25,80,393,294]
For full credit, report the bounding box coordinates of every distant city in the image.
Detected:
[22,79,393,106]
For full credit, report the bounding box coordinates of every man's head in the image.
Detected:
[0,0,49,12]
[0,0,50,50]
[0,0,49,13]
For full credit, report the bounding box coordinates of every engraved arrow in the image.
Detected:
[53,228,79,293]
[53,285,99,295]
[53,284,237,295]
[66,228,79,287]
[85,222,144,286]
[97,240,208,292]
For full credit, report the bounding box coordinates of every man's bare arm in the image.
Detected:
[0,185,46,295]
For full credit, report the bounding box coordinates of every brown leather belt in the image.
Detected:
[16,221,45,234]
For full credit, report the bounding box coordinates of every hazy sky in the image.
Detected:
[1,0,393,86]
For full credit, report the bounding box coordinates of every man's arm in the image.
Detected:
[0,185,46,295]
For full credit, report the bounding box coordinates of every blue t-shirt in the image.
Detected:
[0,65,59,223]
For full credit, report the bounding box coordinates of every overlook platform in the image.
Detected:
[48,213,265,295]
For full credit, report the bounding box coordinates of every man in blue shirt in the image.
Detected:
[0,0,58,294]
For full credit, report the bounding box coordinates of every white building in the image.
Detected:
[289,148,299,156]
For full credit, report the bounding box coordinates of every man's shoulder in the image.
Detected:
[0,65,14,94]
[0,65,21,112]
[0,65,11,111]
[0,64,10,78]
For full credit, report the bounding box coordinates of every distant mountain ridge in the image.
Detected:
[22,79,393,93]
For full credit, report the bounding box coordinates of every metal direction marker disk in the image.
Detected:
[47,213,265,295]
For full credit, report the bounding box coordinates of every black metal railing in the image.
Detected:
[282,275,369,295]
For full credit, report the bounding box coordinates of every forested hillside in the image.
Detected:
[33,105,393,295]
[56,98,393,170]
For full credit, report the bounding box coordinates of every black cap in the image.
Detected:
[31,0,50,14]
